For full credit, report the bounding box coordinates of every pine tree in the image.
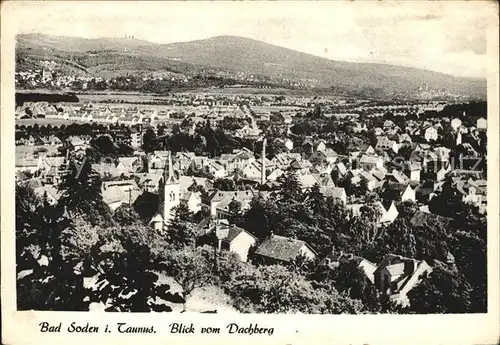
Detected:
[167,204,196,249]
[58,156,112,226]
[306,183,325,215]
[278,170,302,203]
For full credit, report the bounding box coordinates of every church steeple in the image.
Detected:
[157,150,180,228]
[164,151,177,184]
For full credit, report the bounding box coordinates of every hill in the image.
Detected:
[16,34,486,98]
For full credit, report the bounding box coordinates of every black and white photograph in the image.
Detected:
[2,0,499,338]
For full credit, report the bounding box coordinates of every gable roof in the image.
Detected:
[255,235,316,262]
[219,225,257,244]
[320,186,346,199]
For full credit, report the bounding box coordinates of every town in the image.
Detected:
[16,84,487,314]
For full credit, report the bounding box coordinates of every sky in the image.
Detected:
[11,1,496,79]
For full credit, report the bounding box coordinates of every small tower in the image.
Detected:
[159,151,180,226]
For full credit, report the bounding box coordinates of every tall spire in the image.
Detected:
[261,138,267,185]
[164,151,177,184]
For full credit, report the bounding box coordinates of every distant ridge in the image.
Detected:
[16,33,486,98]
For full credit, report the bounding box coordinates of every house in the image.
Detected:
[273,138,294,151]
[301,138,314,153]
[375,137,399,153]
[220,149,256,172]
[204,161,226,178]
[92,162,115,178]
[424,126,438,142]
[359,155,384,171]
[372,167,387,182]
[39,156,67,185]
[398,133,412,144]
[180,191,202,214]
[320,251,377,284]
[15,156,42,174]
[377,201,399,224]
[319,186,347,204]
[148,151,171,171]
[178,176,211,192]
[401,185,416,203]
[130,131,142,149]
[353,122,368,133]
[435,164,451,182]
[388,169,410,185]
[457,179,487,209]
[407,162,421,182]
[33,185,61,206]
[242,161,263,181]
[308,148,338,166]
[333,162,348,178]
[266,168,285,182]
[312,173,335,189]
[476,117,487,131]
[289,159,312,174]
[374,254,433,306]
[316,141,327,152]
[383,120,396,129]
[359,171,378,191]
[101,179,142,211]
[298,173,318,190]
[347,201,398,225]
[149,213,165,231]
[215,223,257,262]
[210,190,255,217]
[67,136,89,152]
[365,145,377,155]
[451,118,462,131]
[255,234,317,264]
[116,157,143,176]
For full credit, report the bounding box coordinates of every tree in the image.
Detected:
[407,266,472,313]
[278,171,302,203]
[347,203,381,249]
[213,178,236,191]
[227,199,242,217]
[238,196,274,240]
[16,185,89,311]
[226,264,364,314]
[91,135,117,156]
[450,204,487,312]
[331,263,382,313]
[17,257,89,311]
[58,156,112,226]
[167,204,196,249]
[142,128,157,154]
[113,204,142,226]
[83,236,183,312]
[161,245,214,311]
[306,183,325,215]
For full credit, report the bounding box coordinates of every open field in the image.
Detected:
[77,92,164,103]
[16,118,79,126]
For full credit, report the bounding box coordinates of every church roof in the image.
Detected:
[164,151,178,184]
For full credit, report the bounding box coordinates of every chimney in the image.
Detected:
[261,138,267,185]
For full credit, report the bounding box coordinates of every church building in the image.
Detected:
[149,151,180,230]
